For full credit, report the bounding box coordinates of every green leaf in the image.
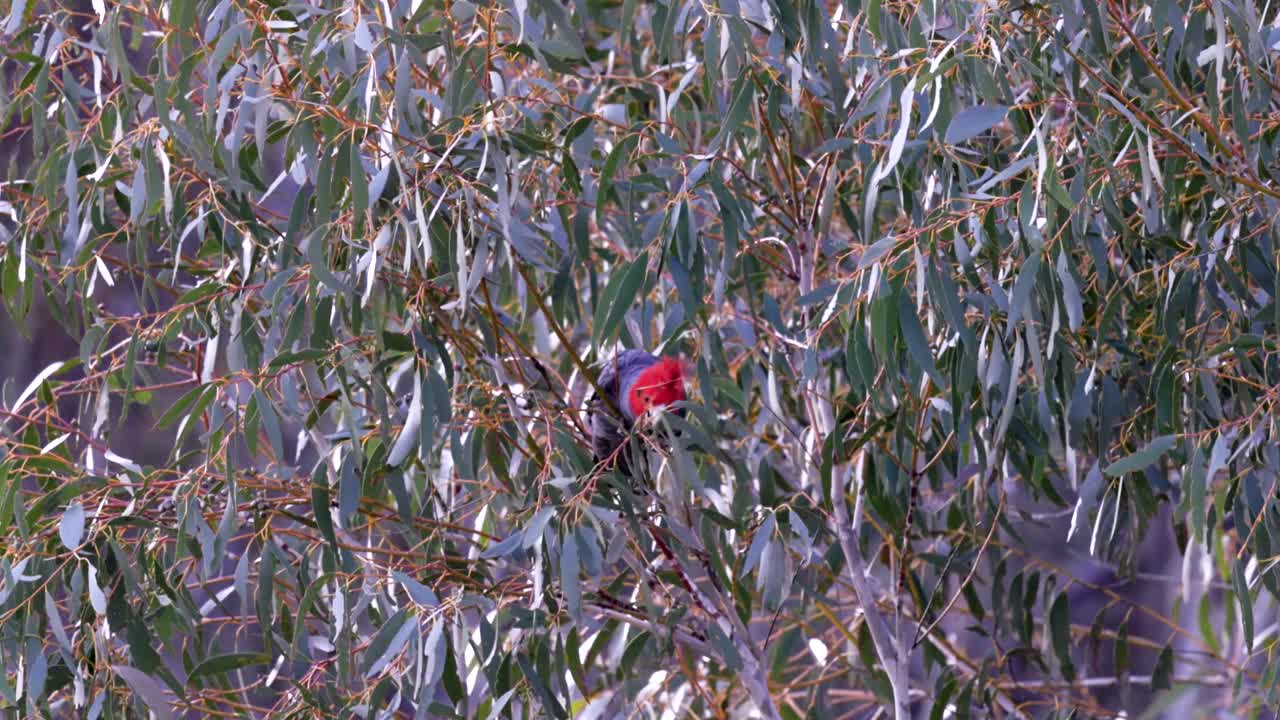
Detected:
[743,512,776,575]
[591,255,647,349]
[857,236,898,271]
[759,537,788,609]
[255,390,284,462]
[1234,559,1253,653]
[898,292,944,387]
[112,666,175,720]
[1185,447,1207,543]
[1049,593,1074,681]
[188,653,270,681]
[307,229,353,294]
[517,652,568,719]
[561,529,581,622]
[360,608,411,677]
[944,105,1010,144]
[1005,251,1041,333]
[713,73,755,150]
[522,506,556,549]
[866,0,881,42]
[173,282,224,308]
[26,645,46,701]
[809,137,854,157]
[1105,435,1177,477]
[290,572,337,663]
[173,385,218,451]
[394,570,439,607]
[596,135,638,225]
[268,348,329,368]
[480,531,525,559]
[153,385,207,429]
[1151,644,1175,691]
[1056,250,1083,331]
[311,463,339,557]
[338,449,361,526]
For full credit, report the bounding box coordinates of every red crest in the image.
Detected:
[627,356,688,417]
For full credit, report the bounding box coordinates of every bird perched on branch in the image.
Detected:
[589,350,688,476]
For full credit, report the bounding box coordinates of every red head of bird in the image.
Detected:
[589,350,688,473]
[625,355,687,418]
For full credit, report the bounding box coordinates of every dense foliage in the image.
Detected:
[3,0,1280,717]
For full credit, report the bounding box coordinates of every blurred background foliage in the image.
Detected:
[2,0,1280,717]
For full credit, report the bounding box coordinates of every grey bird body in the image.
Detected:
[589,349,657,473]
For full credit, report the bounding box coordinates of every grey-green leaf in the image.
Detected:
[1234,560,1253,653]
[112,666,175,720]
[857,236,897,271]
[561,530,581,622]
[387,371,423,467]
[522,506,555,549]
[362,609,415,678]
[743,513,776,575]
[899,293,945,387]
[1056,250,1083,331]
[592,256,647,349]
[1049,594,1074,681]
[1104,435,1177,477]
[189,653,270,681]
[60,502,85,551]
[945,105,1010,144]
[480,531,525,559]
[394,570,439,607]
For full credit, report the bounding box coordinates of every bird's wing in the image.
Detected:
[589,360,623,459]
[588,350,657,471]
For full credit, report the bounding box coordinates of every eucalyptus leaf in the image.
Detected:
[1105,436,1177,477]
[944,105,1010,144]
[59,502,85,551]
[111,666,175,720]
[3,1,1275,716]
